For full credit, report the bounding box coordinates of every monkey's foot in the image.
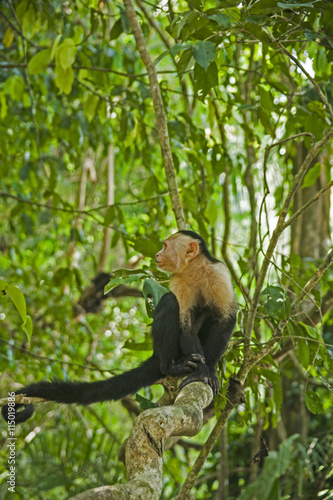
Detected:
[208,371,220,395]
[179,368,220,395]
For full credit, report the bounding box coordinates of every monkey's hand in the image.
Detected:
[167,354,205,376]
[180,353,206,372]
[186,353,205,367]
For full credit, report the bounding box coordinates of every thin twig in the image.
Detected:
[0,190,170,213]
[6,0,47,177]
[0,336,112,373]
[276,40,333,121]
[283,180,333,230]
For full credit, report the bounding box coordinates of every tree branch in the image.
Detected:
[283,180,333,230]
[69,382,213,500]
[177,378,245,499]
[123,0,186,230]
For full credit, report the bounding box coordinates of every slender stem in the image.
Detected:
[245,128,333,342]
[283,180,333,230]
[238,248,333,384]
[123,0,186,230]
[277,41,333,121]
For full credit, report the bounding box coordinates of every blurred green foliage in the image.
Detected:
[0,0,332,498]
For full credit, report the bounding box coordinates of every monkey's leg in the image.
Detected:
[180,314,236,394]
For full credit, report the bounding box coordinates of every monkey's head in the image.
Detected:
[155,231,204,273]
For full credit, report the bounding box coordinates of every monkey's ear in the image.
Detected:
[186,241,200,260]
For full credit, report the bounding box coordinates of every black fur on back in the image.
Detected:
[177,230,220,263]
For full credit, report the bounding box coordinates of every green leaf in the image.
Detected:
[57,38,76,69]
[51,34,62,61]
[28,49,52,75]
[110,18,123,40]
[170,12,195,39]
[83,94,99,123]
[54,64,74,94]
[143,175,159,198]
[170,43,193,57]
[302,162,321,188]
[22,92,30,107]
[0,279,7,290]
[3,28,14,48]
[304,390,324,414]
[135,394,158,410]
[143,278,168,317]
[0,92,7,119]
[194,61,218,100]
[18,3,41,38]
[16,0,28,21]
[123,338,153,351]
[22,314,33,341]
[244,22,272,43]
[154,49,171,67]
[261,286,291,321]
[104,274,145,294]
[297,338,310,369]
[192,41,216,71]
[277,1,318,8]
[98,100,107,123]
[4,75,25,101]
[302,323,319,339]
[177,49,194,74]
[5,284,27,322]
[208,13,231,28]
[131,236,161,259]
[258,85,274,112]
[205,198,219,226]
[104,270,150,294]
[278,435,300,474]
[104,205,116,225]
[187,0,203,10]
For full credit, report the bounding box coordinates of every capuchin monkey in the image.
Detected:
[1,230,237,424]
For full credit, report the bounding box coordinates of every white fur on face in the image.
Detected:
[156,234,195,273]
[156,233,237,318]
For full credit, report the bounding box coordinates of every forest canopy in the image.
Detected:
[0,0,333,499]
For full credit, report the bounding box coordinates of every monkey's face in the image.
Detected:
[155,234,199,273]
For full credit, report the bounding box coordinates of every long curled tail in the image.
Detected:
[1,356,162,424]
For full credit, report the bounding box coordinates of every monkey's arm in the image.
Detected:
[151,293,203,376]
